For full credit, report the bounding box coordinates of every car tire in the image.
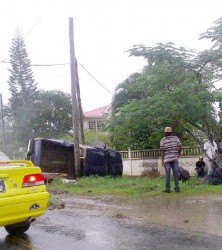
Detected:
[4,222,30,234]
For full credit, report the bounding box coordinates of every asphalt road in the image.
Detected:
[1,193,222,250]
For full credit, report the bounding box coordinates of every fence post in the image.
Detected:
[128,147,132,176]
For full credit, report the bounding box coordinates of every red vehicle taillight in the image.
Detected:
[22,174,45,187]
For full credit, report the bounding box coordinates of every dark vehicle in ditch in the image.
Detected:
[26,138,123,177]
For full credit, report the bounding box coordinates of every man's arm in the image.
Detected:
[215,148,222,157]
[204,149,212,161]
[161,151,164,166]
[160,139,164,165]
[177,137,182,156]
[214,141,221,157]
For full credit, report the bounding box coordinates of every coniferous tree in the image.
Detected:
[7,29,38,157]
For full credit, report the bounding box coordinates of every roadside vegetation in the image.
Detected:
[3,18,222,158]
[47,176,222,197]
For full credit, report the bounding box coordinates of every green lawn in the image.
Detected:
[46,176,222,197]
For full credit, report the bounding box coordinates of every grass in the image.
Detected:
[46,175,222,197]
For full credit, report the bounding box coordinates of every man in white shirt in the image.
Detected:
[204,134,220,175]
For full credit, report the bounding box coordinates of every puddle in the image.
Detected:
[108,194,222,236]
[54,193,222,237]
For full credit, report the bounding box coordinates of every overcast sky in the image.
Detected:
[1,0,222,111]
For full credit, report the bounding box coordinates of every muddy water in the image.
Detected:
[57,193,222,237]
[105,194,222,236]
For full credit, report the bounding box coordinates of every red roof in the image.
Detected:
[84,106,110,118]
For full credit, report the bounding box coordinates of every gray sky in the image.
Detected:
[1,0,222,111]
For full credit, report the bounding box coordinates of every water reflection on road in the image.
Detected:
[0,232,43,250]
[109,194,222,236]
[1,193,222,249]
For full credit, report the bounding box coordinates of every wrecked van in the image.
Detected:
[26,138,123,177]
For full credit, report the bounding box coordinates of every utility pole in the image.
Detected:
[75,61,85,145]
[0,94,6,154]
[69,17,80,178]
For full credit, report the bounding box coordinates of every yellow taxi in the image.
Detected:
[0,154,49,234]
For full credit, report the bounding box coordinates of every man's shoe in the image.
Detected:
[175,189,180,193]
[162,190,171,193]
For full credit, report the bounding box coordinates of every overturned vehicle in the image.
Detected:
[26,138,123,177]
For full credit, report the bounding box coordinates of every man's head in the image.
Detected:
[164,127,172,136]
[208,134,214,141]
[199,156,203,161]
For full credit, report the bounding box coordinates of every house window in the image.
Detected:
[97,121,103,130]
[88,120,104,131]
[88,121,96,130]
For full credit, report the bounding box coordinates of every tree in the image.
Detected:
[31,90,73,138]
[199,17,222,132]
[7,29,38,157]
[83,130,112,148]
[108,40,221,150]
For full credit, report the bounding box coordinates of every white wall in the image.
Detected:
[123,156,199,176]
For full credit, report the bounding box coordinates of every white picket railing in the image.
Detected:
[119,146,203,159]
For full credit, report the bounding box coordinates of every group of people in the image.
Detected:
[195,134,222,179]
[160,127,222,193]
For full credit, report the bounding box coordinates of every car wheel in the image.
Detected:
[4,222,30,234]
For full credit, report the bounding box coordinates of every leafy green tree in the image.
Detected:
[199,17,222,133]
[7,30,38,157]
[108,41,221,150]
[31,90,73,138]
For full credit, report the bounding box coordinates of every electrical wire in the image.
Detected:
[0,16,113,96]
[25,18,42,37]
[31,63,69,66]
[0,59,114,95]
[77,61,113,95]
[2,18,42,62]
[0,60,69,66]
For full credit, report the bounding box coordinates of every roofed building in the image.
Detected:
[83,105,111,132]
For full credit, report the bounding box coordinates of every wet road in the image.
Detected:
[1,193,222,249]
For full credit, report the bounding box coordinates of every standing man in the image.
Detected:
[204,134,220,175]
[160,127,182,193]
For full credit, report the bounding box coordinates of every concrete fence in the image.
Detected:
[119,147,203,177]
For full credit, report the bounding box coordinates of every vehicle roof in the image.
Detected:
[33,138,116,152]
[34,138,95,149]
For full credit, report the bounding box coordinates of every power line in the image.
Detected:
[0,60,69,66]
[77,61,113,95]
[0,60,114,95]
[25,18,42,37]
[1,16,113,96]
[0,60,10,64]
[2,18,42,62]
[31,63,69,66]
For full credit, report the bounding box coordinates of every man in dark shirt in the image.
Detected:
[195,156,205,177]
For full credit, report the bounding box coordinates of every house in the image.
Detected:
[83,105,111,132]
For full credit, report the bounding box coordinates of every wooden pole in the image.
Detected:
[69,17,80,178]
[75,61,85,145]
[0,94,6,154]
